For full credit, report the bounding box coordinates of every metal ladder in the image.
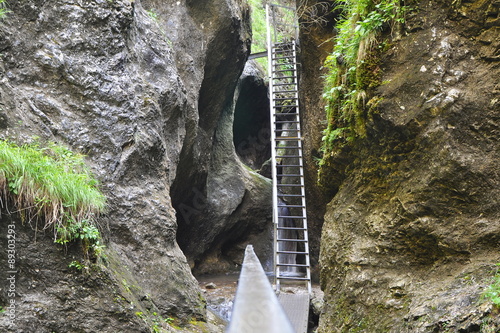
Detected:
[266,4,311,294]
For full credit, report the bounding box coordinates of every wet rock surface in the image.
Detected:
[297,0,337,280]
[0,0,255,331]
[318,0,500,332]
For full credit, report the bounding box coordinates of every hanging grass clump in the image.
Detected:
[0,139,106,255]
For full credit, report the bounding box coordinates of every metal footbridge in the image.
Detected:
[228,4,312,333]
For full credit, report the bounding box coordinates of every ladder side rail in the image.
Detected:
[291,42,312,293]
[266,4,281,291]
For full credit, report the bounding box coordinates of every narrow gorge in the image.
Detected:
[0,0,498,332]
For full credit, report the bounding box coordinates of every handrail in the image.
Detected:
[249,51,268,59]
[269,3,295,11]
[225,245,294,333]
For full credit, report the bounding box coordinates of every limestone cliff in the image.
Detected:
[0,0,253,331]
[313,0,500,331]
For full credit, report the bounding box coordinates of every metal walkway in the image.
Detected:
[266,3,312,296]
[278,293,310,333]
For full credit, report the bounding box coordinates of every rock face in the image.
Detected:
[0,0,254,331]
[317,0,500,332]
[297,0,336,279]
[172,55,273,275]
[233,61,271,172]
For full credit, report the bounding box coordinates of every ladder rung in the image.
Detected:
[273,40,295,46]
[277,164,302,167]
[276,146,301,149]
[277,276,310,281]
[276,155,301,158]
[277,227,307,230]
[273,64,297,69]
[276,174,303,177]
[277,194,304,197]
[275,138,300,141]
[278,238,308,242]
[273,90,298,94]
[275,129,299,132]
[273,95,297,98]
[273,55,295,60]
[274,69,296,73]
[279,205,305,208]
[276,263,309,267]
[277,184,303,188]
[273,83,297,87]
[277,250,308,255]
[275,120,299,123]
[277,215,306,219]
[273,76,296,80]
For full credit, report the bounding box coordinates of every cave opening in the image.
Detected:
[232,63,271,174]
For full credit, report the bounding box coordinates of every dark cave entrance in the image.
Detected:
[232,63,271,173]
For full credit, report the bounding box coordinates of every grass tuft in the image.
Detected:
[0,139,105,253]
[0,0,9,20]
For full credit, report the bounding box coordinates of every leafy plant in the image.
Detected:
[68,260,85,270]
[0,139,106,255]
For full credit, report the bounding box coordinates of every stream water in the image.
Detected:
[198,273,323,330]
[198,274,239,322]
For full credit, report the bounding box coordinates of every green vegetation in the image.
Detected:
[483,264,500,306]
[0,139,106,255]
[135,309,177,332]
[68,260,85,270]
[320,0,407,156]
[248,0,269,70]
[146,9,158,22]
[249,0,267,53]
[248,0,297,71]
[0,0,9,19]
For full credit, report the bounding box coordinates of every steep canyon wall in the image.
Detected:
[0,0,259,331]
[307,0,500,331]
